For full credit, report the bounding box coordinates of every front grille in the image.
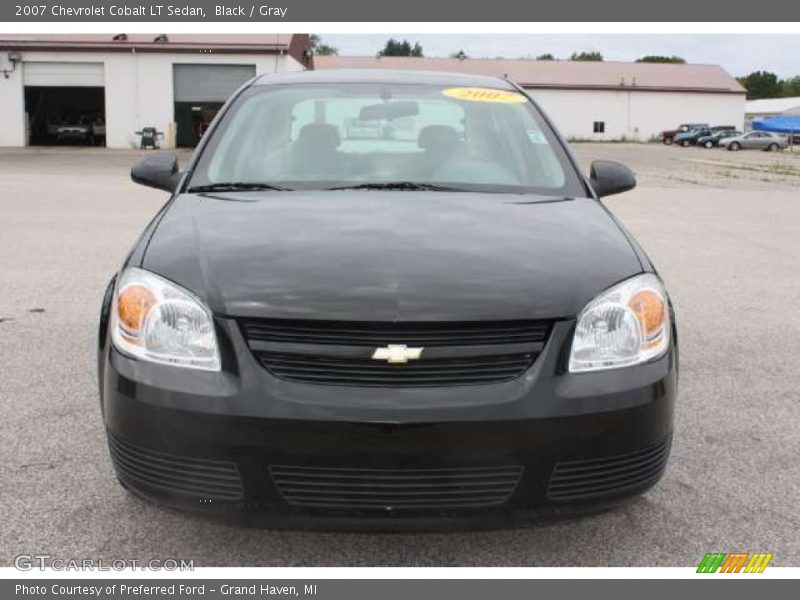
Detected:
[547,438,671,502]
[269,464,524,511]
[239,318,552,387]
[107,432,244,500]
[240,318,550,347]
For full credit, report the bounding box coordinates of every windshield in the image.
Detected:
[188,82,585,196]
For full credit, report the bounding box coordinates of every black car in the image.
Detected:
[674,125,736,147]
[98,70,678,530]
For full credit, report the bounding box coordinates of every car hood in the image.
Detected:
[141,191,643,321]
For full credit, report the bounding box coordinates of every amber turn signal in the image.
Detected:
[117,284,156,339]
[628,290,666,345]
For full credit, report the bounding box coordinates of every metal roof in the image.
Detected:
[253,68,515,88]
[0,34,297,53]
[315,56,745,94]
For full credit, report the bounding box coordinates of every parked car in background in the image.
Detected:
[660,123,708,145]
[719,131,788,151]
[696,130,741,148]
[673,128,708,147]
[674,125,736,147]
[55,116,92,144]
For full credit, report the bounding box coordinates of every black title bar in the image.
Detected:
[2,0,800,22]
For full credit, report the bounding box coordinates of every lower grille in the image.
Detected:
[547,438,671,502]
[256,352,536,387]
[107,432,243,500]
[269,464,524,511]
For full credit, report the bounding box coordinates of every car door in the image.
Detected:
[744,132,767,149]
[738,133,755,149]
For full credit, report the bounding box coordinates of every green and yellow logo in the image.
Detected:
[697,552,773,573]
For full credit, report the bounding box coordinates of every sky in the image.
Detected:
[320,35,800,78]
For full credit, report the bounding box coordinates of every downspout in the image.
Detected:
[627,90,631,138]
[132,46,140,148]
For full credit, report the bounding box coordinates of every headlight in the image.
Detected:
[111,267,221,371]
[568,273,670,373]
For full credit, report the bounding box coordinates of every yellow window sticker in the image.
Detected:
[442,87,527,104]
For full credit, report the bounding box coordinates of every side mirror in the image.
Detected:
[589,160,636,198]
[131,153,180,192]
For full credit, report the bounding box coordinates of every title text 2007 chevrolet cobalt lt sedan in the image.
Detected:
[98,70,677,530]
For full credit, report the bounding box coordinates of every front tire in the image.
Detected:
[704,141,713,149]
[681,140,690,147]
[729,142,741,151]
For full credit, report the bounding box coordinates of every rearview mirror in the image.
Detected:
[589,160,636,198]
[359,101,420,121]
[131,153,180,192]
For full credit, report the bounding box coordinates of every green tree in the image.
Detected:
[309,34,338,56]
[780,76,800,97]
[536,53,555,61]
[635,55,686,64]
[569,51,603,62]
[736,71,782,99]
[378,39,424,57]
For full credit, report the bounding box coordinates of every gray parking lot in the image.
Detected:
[1,143,798,567]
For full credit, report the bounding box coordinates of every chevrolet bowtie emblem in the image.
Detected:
[372,344,424,364]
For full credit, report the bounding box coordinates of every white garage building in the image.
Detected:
[315,56,746,141]
[0,34,311,148]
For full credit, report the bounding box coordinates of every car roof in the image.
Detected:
[252,68,518,90]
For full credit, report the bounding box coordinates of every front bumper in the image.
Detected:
[99,318,677,531]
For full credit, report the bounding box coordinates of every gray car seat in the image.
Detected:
[290,123,344,179]
[414,125,463,178]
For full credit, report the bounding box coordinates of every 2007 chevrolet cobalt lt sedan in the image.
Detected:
[98,70,677,530]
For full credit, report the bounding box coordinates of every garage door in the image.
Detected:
[23,62,104,87]
[173,64,256,103]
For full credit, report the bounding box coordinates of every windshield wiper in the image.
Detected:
[188,182,292,193]
[325,181,466,192]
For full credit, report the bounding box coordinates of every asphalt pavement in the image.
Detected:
[1,144,798,566]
